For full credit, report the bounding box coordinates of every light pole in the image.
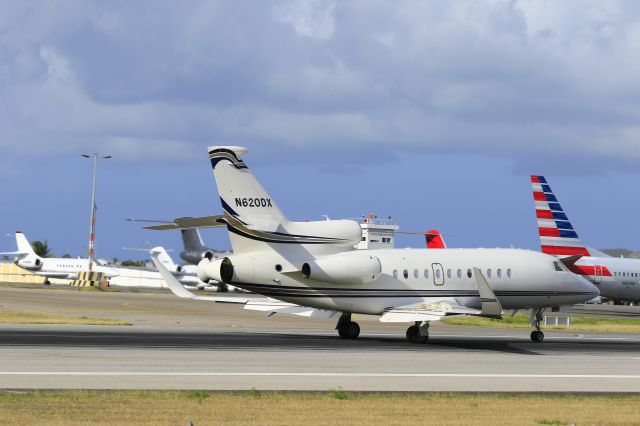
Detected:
[81,153,111,271]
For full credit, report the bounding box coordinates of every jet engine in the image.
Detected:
[16,256,42,271]
[198,256,250,284]
[302,254,381,285]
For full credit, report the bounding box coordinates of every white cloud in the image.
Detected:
[1,0,640,170]
[273,0,336,40]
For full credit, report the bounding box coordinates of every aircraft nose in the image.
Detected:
[569,274,599,303]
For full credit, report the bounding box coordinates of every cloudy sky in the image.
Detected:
[1,0,639,259]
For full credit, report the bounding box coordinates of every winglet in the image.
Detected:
[150,249,200,299]
[473,267,503,317]
[150,248,249,303]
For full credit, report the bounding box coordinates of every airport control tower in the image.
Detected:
[355,214,399,250]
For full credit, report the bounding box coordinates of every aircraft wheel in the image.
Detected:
[406,325,428,343]
[217,283,228,293]
[406,325,418,343]
[530,330,544,343]
[345,322,360,339]
[339,321,360,339]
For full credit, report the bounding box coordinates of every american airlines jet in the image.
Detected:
[1,231,119,282]
[531,175,640,303]
[146,147,598,343]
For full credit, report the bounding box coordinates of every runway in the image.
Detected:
[1,285,640,392]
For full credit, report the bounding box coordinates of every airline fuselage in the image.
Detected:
[223,248,598,315]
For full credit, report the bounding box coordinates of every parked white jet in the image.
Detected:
[531,175,640,303]
[148,246,206,288]
[1,231,119,282]
[147,147,598,343]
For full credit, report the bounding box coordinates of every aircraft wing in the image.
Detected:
[380,301,482,323]
[381,267,503,322]
[150,250,246,302]
[150,249,336,318]
[243,299,339,318]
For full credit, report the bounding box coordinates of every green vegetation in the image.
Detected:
[31,240,52,258]
[442,314,640,333]
[120,260,146,267]
[0,391,638,425]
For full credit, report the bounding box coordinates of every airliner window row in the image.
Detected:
[392,268,513,280]
[614,272,640,278]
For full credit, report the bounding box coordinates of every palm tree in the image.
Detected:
[31,240,52,258]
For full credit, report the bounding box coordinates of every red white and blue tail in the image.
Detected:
[531,175,590,257]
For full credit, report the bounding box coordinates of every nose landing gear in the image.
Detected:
[336,313,360,339]
[530,308,546,342]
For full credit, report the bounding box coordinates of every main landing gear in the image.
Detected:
[336,313,360,339]
[406,321,429,344]
[530,308,546,343]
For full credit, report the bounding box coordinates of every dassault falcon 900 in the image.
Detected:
[147,146,598,343]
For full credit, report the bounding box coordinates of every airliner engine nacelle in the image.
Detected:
[16,256,42,271]
[302,254,382,285]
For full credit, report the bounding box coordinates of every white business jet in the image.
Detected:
[1,231,119,282]
[146,147,598,343]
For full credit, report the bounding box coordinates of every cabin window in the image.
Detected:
[446,269,452,279]
[507,269,512,278]
[497,269,502,278]
[467,269,472,278]
[275,264,282,272]
[487,269,492,278]
[403,269,409,279]
[424,269,429,279]
[457,269,462,279]
[435,269,441,279]
[393,270,398,279]
[414,269,419,279]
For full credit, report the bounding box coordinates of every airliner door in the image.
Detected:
[593,265,603,284]
[432,263,445,286]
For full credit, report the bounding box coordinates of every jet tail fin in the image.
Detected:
[531,175,590,257]
[15,232,37,257]
[208,146,288,224]
[425,230,446,249]
[181,229,206,251]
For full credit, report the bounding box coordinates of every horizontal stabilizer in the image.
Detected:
[144,215,227,231]
[558,254,584,268]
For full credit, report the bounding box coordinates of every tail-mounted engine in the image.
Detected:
[17,256,43,271]
[302,254,381,285]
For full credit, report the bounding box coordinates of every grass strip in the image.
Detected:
[442,314,640,333]
[0,390,638,425]
[0,312,130,326]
